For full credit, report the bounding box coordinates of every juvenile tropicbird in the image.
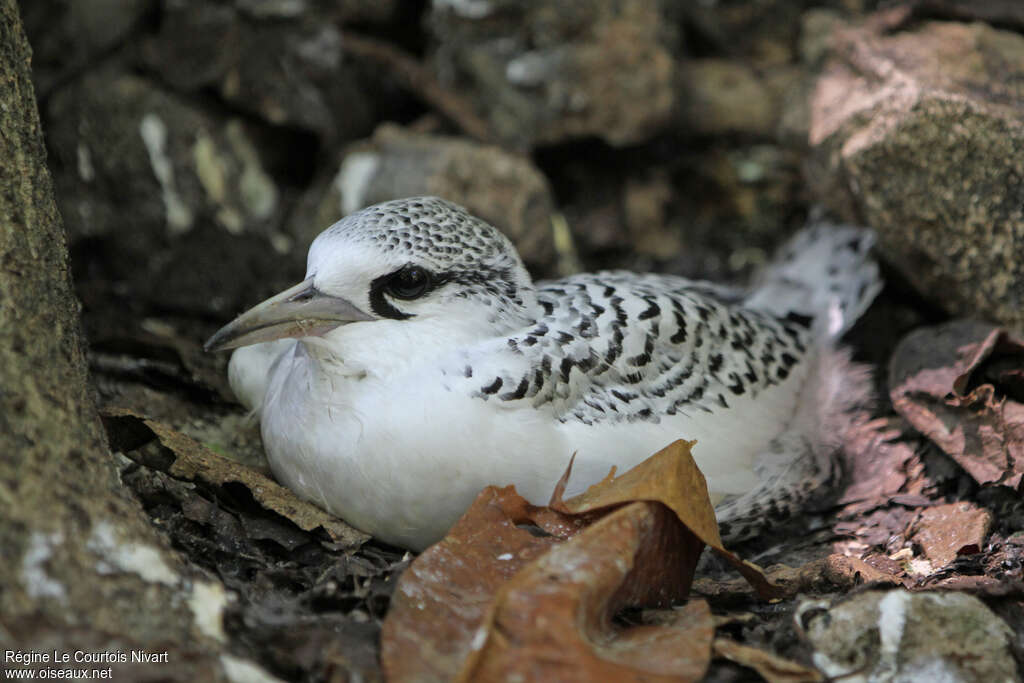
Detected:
[206,197,881,550]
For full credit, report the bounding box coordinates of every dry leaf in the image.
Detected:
[713,638,823,683]
[101,407,367,547]
[890,321,1024,489]
[909,502,991,568]
[382,440,778,681]
[555,440,782,599]
[460,505,711,683]
[836,417,918,516]
[693,554,901,600]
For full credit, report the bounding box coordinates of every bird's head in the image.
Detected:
[204,197,537,352]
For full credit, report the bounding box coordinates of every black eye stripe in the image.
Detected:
[368,265,441,320]
[366,265,517,321]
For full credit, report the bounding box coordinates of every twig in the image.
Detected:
[340,32,499,145]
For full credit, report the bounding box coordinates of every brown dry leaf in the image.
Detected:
[909,501,991,568]
[713,638,823,683]
[890,321,1024,488]
[382,440,777,682]
[101,407,367,547]
[836,417,919,516]
[693,554,902,600]
[556,440,782,599]
[461,505,711,683]
[381,486,565,681]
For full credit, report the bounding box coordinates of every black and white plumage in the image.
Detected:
[207,197,881,550]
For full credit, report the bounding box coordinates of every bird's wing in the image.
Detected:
[459,271,814,425]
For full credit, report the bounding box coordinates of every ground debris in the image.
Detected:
[101,406,367,547]
[97,407,398,681]
[712,638,823,683]
[382,441,776,682]
[890,320,1024,489]
[909,501,991,569]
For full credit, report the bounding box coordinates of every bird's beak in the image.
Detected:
[204,277,373,352]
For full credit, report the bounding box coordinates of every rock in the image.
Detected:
[427,0,677,148]
[45,70,298,315]
[0,4,233,673]
[237,0,399,23]
[798,590,1018,681]
[623,170,681,261]
[47,71,283,241]
[141,0,390,141]
[910,502,991,569]
[798,8,844,66]
[683,0,804,69]
[678,60,777,137]
[19,0,156,95]
[808,19,1024,328]
[293,124,556,270]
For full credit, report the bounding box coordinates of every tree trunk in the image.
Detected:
[0,2,234,677]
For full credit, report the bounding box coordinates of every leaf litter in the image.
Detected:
[382,440,786,682]
[102,406,367,546]
[95,319,1024,680]
[890,320,1024,489]
[99,407,399,681]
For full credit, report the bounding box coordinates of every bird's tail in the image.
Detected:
[714,346,874,544]
[715,215,882,545]
[744,217,883,337]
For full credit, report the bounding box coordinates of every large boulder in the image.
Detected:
[427,0,677,148]
[808,18,1024,329]
[45,70,298,315]
[140,0,398,142]
[292,124,557,271]
[19,0,156,95]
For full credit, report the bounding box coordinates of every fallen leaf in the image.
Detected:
[554,440,783,599]
[692,554,901,600]
[461,505,712,683]
[101,407,367,547]
[382,440,775,682]
[713,638,823,683]
[890,321,1024,489]
[836,417,919,516]
[909,502,991,568]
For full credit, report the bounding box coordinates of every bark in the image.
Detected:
[0,2,231,676]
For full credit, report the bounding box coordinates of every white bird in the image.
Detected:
[206,197,881,551]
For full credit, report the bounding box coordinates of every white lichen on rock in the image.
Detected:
[86,520,179,586]
[140,113,194,234]
[335,151,380,215]
[188,579,230,642]
[221,654,287,683]
[21,531,67,603]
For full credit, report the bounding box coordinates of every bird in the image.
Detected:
[206,196,881,551]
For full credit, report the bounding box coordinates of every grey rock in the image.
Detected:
[678,59,777,138]
[141,0,385,141]
[291,124,556,271]
[808,20,1024,329]
[428,0,677,148]
[19,0,156,94]
[0,4,231,673]
[45,71,295,314]
[47,71,282,242]
[798,589,1018,682]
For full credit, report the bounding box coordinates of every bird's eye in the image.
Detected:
[385,265,431,300]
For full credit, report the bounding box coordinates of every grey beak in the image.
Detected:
[204,277,373,352]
